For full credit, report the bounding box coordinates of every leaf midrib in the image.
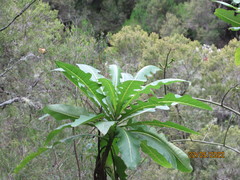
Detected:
[49,108,79,119]
[63,65,98,99]
[60,63,110,115]
[215,9,240,26]
[141,142,166,164]
[120,102,165,120]
[102,79,116,106]
[131,130,188,169]
[122,130,134,163]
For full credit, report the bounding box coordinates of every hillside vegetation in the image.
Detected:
[0,0,240,179]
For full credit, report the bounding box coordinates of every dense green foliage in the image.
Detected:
[124,0,227,45]
[213,0,240,65]
[1,0,240,179]
[44,0,235,46]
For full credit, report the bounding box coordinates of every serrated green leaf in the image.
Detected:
[128,120,199,135]
[141,141,172,168]
[117,81,144,102]
[14,147,50,173]
[120,73,134,82]
[76,64,104,81]
[120,79,187,113]
[140,79,187,94]
[131,128,192,172]
[109,65,122,88]
[58,70,95,102]
[235,47,240,66]
[56,61,109,114]
[120,97,170,122]
[116,80,144,115]
[120,104,169,122]
[214,8,240,27]
[43,104,89,121]
[95,121,116,135]
[119,94,211,120]
[116,127,141,169]
[99,78,117,110]
[134,65,160,81]
[158,93,212,110]
[76,64,114,116]
[120,91,212,122]
[71,113,104,127]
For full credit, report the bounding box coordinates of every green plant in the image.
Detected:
[213,0,240,65]
[124,0,176,33]
[15,61,212,179]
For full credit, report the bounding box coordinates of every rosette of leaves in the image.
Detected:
[15,61,212,179]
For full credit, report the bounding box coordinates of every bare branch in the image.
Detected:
[0,97,21,108]
[0,59,21,77]
[223,116,235,146]
[0,0,37,32]
[163,49,172,95]
[221,84,239,106]
[0,96,40,109]
[72,127,81,180]
[172,139,240,154]
[0,53,37,77]
[195,97,240,116]
[28,71,44,91]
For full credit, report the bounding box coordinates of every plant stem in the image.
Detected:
[223,116,235,146]
[111,148,118,180]
[163,49,172,95]
[94,130,116,180]
[221,84,239,106]
[72,127,81,180]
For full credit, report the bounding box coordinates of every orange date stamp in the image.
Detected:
[188,152,225,158]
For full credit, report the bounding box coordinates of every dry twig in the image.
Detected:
[0,0,37,32]
[0,97,21,108]
[172,139,240,154]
